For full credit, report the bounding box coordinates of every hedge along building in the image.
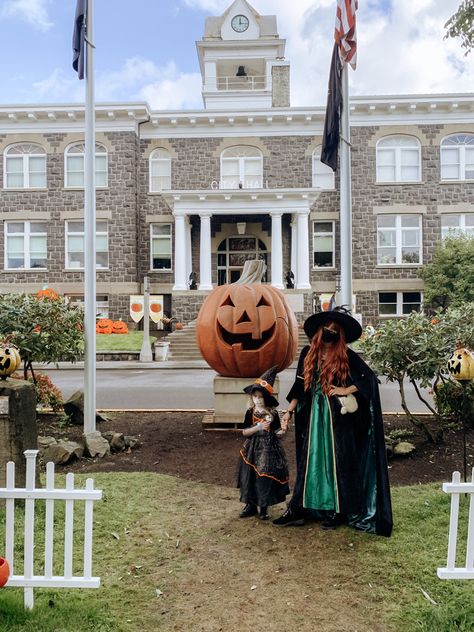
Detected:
[0,0,473,327]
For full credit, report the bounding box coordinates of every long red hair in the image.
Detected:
[303,320,350,394]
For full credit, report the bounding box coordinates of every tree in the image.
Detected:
[420,235,474,309]
[445,1,474,54]
[0,293,84,382]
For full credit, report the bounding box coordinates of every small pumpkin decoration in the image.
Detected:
[0,557,10,587]
[0,343,22,379]
[131,303,142,313]
[112,320,129,334]
[150,303,162,314]
[196,261,298,378]
[175,322,184,330]
[37,288,59,301]
[448,348,474,382]
[96,318,113,335]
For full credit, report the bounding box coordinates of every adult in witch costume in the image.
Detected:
[273,307,393,536]
[237,366,290,521]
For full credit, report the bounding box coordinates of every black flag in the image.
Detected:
[72,0,87,80]
[320,43,342,172]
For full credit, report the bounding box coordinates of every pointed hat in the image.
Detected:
[243,365,279,408]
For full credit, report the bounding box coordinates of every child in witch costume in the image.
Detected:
[237,366,290,521]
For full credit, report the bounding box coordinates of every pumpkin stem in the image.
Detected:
[233,259,266,285]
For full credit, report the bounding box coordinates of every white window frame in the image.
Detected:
[377,214,423,266]
[4,143,47,189]
[149,148,172,192]
[376,135,421,183]
[4,221,48,270]
[64,142,108,188]
[312,220,335,268]
[378,291,423,317]
[312,147,335,189]
[440,134,474,181]
[65,220,109,270]
[441,213,474,239]
[150,223,172,271]
[220,146,263,189]
[65,294,109,319]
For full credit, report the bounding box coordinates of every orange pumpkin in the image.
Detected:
[37,288,59,301]
[112,320,129,334]
[131,303,142,313]
[96,318,113,335]
[150,303,162,313]
[0,557,10,587]
[196,284,298,378]
[175,322,184,330]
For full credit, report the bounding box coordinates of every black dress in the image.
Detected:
[237,409,290,507]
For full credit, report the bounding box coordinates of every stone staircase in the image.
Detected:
[164,320,309,363]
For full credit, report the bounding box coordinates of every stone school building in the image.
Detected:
[0,0,473,327]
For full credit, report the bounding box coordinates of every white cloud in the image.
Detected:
[31,68,83,102]
[0,0,53,31]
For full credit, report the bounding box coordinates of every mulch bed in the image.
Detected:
[37,412,474,488]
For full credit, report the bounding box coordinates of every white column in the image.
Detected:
[296,210,311,289]
[185,216,192,283]
[290,214,298,285]
[270,211,284,289]
[204,61,217,91]
[173,211,188,291]
[198,212,213,290]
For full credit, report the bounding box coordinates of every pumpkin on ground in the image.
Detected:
[112,320,129,334]
[37,288,59,301]
[0,343,22,379]
[448,348,474,381]
[196,283,298,378]
[0,557,10,587]
[96,319,113,335]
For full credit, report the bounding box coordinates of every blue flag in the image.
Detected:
[72,0,86,79]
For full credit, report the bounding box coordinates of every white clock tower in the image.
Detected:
[196,0,290,110]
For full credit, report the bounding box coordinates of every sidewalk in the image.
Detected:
[39,359,214,371]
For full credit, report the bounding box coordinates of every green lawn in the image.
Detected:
[95,332,157,352]
[0,475,472,631]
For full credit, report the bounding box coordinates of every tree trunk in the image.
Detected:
[397,377,439,443]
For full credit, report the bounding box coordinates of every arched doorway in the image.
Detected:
[217,235,268,285]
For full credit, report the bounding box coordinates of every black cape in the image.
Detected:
[287,346,393,537]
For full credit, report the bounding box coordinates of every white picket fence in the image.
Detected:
[0,449,102,609]
[437,468,474,580]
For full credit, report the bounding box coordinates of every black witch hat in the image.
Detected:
[243,365,279,408]
[303,305,362,343]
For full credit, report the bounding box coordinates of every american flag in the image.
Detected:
[335,0,358,69]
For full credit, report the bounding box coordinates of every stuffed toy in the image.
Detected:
[337,393,358,415]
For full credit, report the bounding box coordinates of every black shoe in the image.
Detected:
[321,513,346,530]
[239,503,258,518]
[272,507,305,527]
[259,506,269,521]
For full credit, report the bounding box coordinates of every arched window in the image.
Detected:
[312,147,335,189]
[440,134,474,181]
[149,148,171,192]
[376,135,421,183]
[65,142,108,188]
[220,146,263,189]
[4,143,46,188]
[217,236,267,285]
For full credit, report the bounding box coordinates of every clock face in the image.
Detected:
[231,14,249,33]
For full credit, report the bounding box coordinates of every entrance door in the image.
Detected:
[217,236,268,285]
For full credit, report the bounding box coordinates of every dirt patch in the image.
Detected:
[37,412,474,487]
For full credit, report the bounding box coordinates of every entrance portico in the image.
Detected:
[163,189,318,291]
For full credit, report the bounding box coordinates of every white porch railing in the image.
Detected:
[437,469,474,579]
[216,75,267,91]
[0,450,102,609]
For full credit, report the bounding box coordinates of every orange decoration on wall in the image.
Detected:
[131,303,142,313]
[196,284,298,378]
[112,320,129,334]
[96,319,113,335]
[150,303,162,313]
[37,288,59,301]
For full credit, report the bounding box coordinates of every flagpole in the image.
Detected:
[339,62,353,312]
[84,0,96,434]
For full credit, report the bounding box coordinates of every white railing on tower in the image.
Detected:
[215,75,267,91]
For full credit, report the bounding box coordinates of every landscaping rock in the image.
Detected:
[43,439,83,465]
[393,441,416,456]
[38,436,57,451]
[83,431,110,458]
[124,435,141,449]
[64,389,110,426]
[101,431,115,444]
[109,433,126,452]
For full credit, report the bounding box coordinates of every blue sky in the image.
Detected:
[0,0,473,109]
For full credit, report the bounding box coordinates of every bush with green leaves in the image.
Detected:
[0,292,84,382]
[362,303,474,442]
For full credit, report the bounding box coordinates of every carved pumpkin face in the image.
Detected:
[0,344,21,378]
[196,284,298,378]
[448,348,474,381]
[112,320,129,334]
[96,319,113,335]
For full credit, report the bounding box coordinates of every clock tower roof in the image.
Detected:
[203,0,278,40]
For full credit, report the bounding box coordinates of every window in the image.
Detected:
[217,237,267,285]
[4,143,46,189]
[149,148,171,192]
[377,214,422,265]
[313,221,335,267]
[379,292,422,316]
[65,294,109,319]
[440,134,474,181]
[376,136,421,183]
[220,146,263,189]
[312,147,335,189]
[150,224,172,270]
[441,214,474,239]
[4,221,47,269]
[65,142,107,188]
[65,221,109,269]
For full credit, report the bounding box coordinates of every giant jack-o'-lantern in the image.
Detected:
[196,283,298,378]
[448,348,474,381]
[96,319,113,335]
[112,320,129,334]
